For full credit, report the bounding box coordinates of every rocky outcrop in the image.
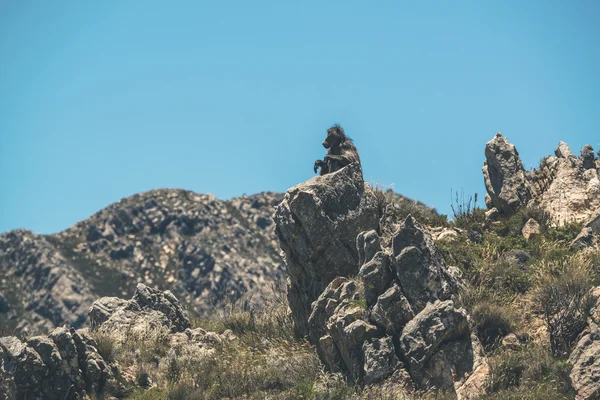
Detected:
[482,135,600,232]
[305,214,487,397]
[0,327,128,400]
[273,163,379,337]
[0,283,225,400]
[537,143,600,227]
[0,190,285,335]
[569,287,600,400]
[89,283,191,334]
[482,133,532,214]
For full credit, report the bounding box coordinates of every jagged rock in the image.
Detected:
[0,292,8,313]
[0,327,127,400]
[362,336,400,385]
[582,144,596,170]
[304,212,486,397]
[89,283,191,334]
[522,218,540,241]
[392,216,457,314]
[399,300,470,376]
[0,190,286,335]
[534,144,600,226]
[370,284,414,335]
[307,277,376,382]
[571,227,595,249]
[274,163,379,336]
[588,210,600,233]
[569,288,600,400]
[482,133,532,214]
[358,250,392,307]
[555,141,573,158]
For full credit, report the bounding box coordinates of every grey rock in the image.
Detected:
[274,162,379,336]
[581,144,596,170]
[556,141,573,158]
[399,300,470,376]
[89,283,191,333]
[357,230,382,268]
[522,218,540,241]
[362,336,399,385]
[482,133,532,214]
[370,284,414,335]
[392,216,456,313]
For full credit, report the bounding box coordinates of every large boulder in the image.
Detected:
[482,133,532,214]
[89,283,191,334]
[273,162,379,336]
[0,327,127,400]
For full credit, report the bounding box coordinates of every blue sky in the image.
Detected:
[1,1,599,234]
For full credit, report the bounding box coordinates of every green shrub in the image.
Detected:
[487,345,573,397]
[471,303,514,350]
[533,266,593,356]
[91,331,116,364]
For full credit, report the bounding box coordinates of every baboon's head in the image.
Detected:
[322,125,346,149]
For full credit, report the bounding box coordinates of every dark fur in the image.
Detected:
[313,125,361,175]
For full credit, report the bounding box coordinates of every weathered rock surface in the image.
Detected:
[89,283,191,334]
[273,163,379,336]
[536,145,600,227]
[0,190,285,335]
[482,133,532,214]
[482,135,600,230]
[569,287,600,400]
[0,283,225,400]
[522,218,540,241]
[304,211,487,397]
[0,327,128,400]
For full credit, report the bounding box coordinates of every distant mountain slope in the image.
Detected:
[0,189,285,334]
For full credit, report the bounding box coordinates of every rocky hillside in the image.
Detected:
[0,189,286,335]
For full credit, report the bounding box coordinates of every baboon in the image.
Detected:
[313,125,361,175]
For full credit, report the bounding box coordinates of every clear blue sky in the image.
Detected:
[1,1,599,234]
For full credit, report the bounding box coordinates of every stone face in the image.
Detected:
[399,300,470,374]
[89,283,191,333]
[370,284,414,335]
[522,218,541,241]
[307,277,376,383]
[482,133,532,214]
[273,162,379,336]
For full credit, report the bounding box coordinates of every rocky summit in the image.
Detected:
[0,189,285,335]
